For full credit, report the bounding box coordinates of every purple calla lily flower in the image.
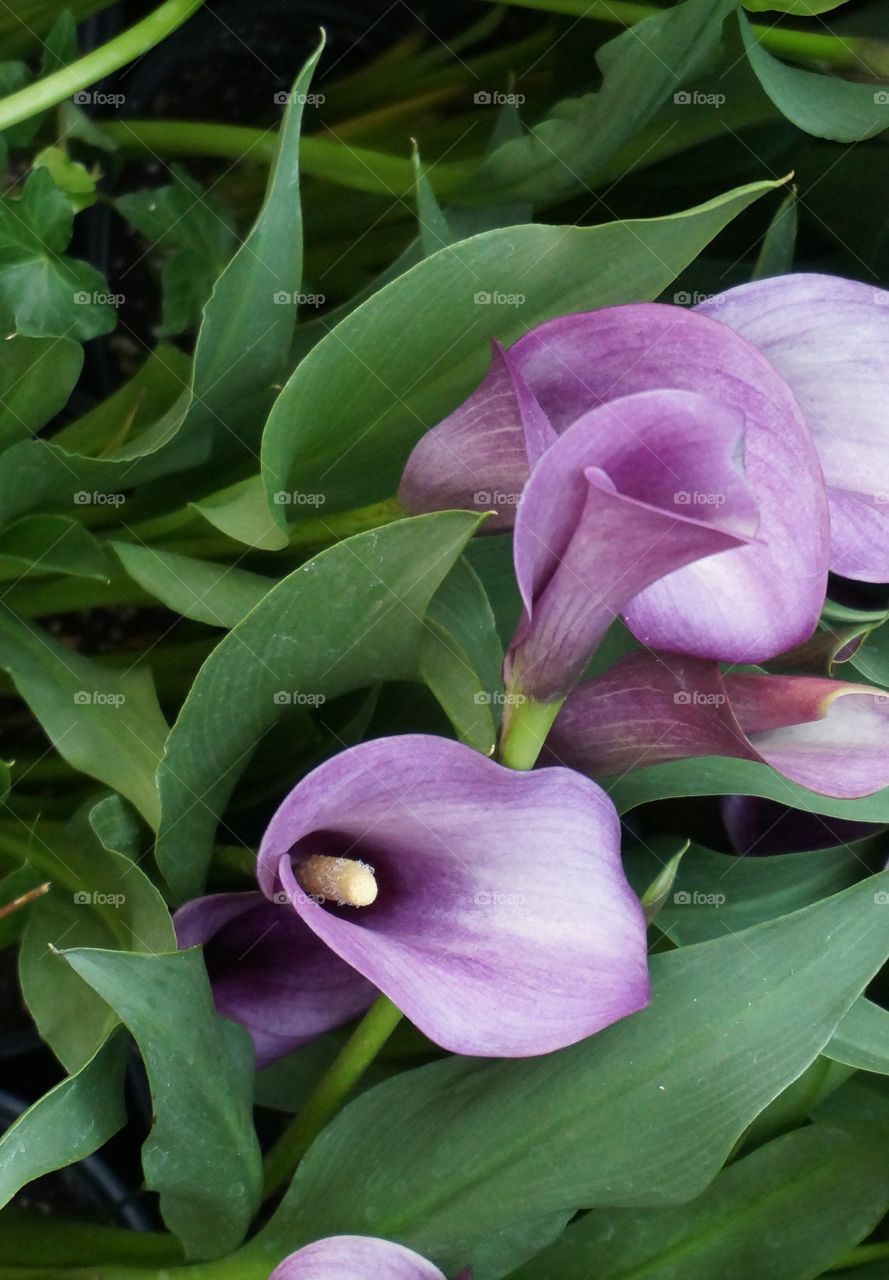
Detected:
[721,795,884,856]
[174,891,376,1068]
[546,651,889,798]
[178,735,649,1062]
[270,1235,448,1279]
[399,301,829,663]
[696,273,889,582]
[504,388,758,706]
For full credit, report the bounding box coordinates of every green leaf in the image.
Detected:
[19,802,174,1071]
[608,756,889,824]
[0,514,110,581]
[0,610,168,826]
[262,179,785,519]
[116,169,237,337]
[740,12,889,141]
[625,842,872,946]
[0,168,116,340]
[156,511,482,902]
[178,44,323,458]
[254,872,889,1277]
[825,998,889,1075]
[509,1121,889,1280]
[111,543,271,628]
[62,947,261,1260]
[0,334,82,449]
[743,0,850,14]
[474,0,738,203]
[0,1033,127,1209]
[189,476,289,551]
[751,188,797,279]
[419,556,503,753]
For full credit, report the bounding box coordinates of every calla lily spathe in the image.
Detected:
[696,273,889,582]
[176,735,649,1062]
[505,388,758,703]
[546,650,889,799]
[399,299,830,663]
[270,1235,449,1280]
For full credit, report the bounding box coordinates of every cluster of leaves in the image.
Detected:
[0,1,888,1278]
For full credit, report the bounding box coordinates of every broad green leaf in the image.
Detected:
[741,12,889,141]
[178,44,322,459]
[0,348,201,532]
[851,618,889,686]
[751,188,797,279]
[420,556,503,753]
[19,802,174,1071]
[825,998,889,1075]
[473,0,737,203]
[156,511,482,902]
[0,515,110,580]
[0,334,82,448]
[51,343,190,456]
[625,842,872,946]
[744,0,851,16]
[189,476,289,551]
[0,169,115,340]
[608,756,889,823]
[111,543,271,628]
[117,168,237,337]
[62,947,261,1261]
[262,179,785,519]
[0,611,167,826]
[254,873,889,1277]
[510,1122,889,1280]
[0,1033,127,1208]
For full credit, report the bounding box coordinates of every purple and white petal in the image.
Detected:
[257,735,649,1058]
[549,654,889,799]
[507,390,757,702]
[726,673,889,798]
[270,1236,447,1280]
[545,652,750,775]
[510,304,828,660]
[697,273,889,581]
[174,892,376,1068]
[398,341,555,526]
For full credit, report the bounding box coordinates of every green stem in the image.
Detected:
[0,1209,182,1270]
[0,0,205,133]
[498,695,564,771]
[478,0,889,74]
[98,120,470,197]
[261,994,403,1199]
[827,1242,889,1271]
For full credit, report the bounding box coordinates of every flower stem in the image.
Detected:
[476,0,889,75]
[826,1242,889,1270]
[0,0,205,134]
[261,994,402,1199]
[498,695,563,771]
